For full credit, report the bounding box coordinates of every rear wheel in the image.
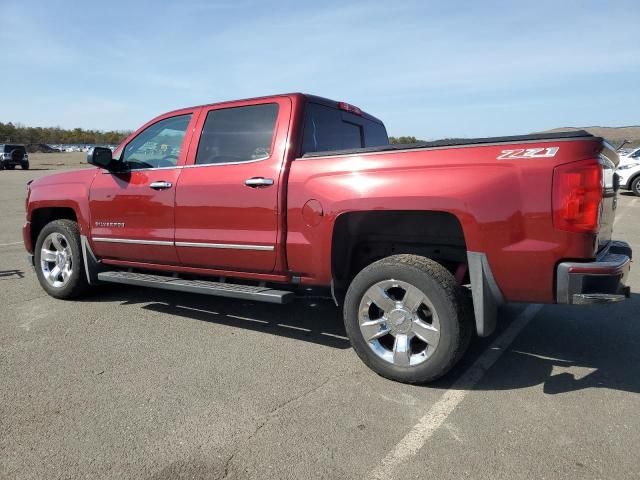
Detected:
[34,219,88,299]
[20,161,29,170]
[344,254,472,384]
[632,177,640,197]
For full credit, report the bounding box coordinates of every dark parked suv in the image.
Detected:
[1,144,29,170]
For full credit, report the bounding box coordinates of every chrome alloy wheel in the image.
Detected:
[40,232,73,288]
[358,279,440,367]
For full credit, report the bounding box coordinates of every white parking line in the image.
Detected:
[0,241,22,247]
[367,303,543,480]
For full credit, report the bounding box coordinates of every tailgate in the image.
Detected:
[597,143,620,252]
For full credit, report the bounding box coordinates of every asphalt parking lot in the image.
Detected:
[1,154,639,480]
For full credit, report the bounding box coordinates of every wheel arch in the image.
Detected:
[330,210,503,337]
[331,210,467,286]
[627,171,640,189]
[31,207,78,248]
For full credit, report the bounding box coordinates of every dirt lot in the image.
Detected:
[27,152,91,170]
[1,157,639,479]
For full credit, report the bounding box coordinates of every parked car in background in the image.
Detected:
[617,160,640,196]
[0,144,29,170]
[618,147,640,166]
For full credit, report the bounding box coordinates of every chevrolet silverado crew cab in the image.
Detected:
[23,93,633,384]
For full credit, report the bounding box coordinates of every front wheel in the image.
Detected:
[344,254,473,384]
[632,177,640,197]
[34,219,89,299]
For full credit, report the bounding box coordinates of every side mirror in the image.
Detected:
[87,147,116,170]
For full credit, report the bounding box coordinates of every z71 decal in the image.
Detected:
[498,146,559,160]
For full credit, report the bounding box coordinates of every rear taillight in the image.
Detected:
[552,159,603,233]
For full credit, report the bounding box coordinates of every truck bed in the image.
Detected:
[301,130,595,158]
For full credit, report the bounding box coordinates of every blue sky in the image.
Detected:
[1,0,639,139]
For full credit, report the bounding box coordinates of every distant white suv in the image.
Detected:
[0,144,29,170]
[617,159,640,197]
[618,147,640,166]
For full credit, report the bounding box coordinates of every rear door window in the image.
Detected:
[195,104,279,165]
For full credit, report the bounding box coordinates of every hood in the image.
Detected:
[30,167,99,188]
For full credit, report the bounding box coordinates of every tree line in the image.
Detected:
[0,122,131,145]
[1,121,427,148]
[389,136,422,144]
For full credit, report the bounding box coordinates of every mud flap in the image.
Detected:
[81,235,104,285]
[467,251,504,337]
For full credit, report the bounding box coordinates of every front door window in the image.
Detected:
[121,114,192,170]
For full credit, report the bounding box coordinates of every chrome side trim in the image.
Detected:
[101,166,183,174]
[92,237,274,250]
[93,237,174,246]
[183,155,270,168]
[100,156,271,173]
[175,241,274,251]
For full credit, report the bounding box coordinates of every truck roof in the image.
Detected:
[163,93,385,125]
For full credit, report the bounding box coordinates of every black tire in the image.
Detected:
[20,161,29,170]
[632,176,640,197]
[34,219,89,299]
[5,164,15,170]
[0,161,4,171]
[344,254,473,384]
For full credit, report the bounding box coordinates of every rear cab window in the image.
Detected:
[301,102,388,155]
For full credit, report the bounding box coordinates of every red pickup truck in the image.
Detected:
[23,93,632,383]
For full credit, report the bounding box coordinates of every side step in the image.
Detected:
[97,271,295,304]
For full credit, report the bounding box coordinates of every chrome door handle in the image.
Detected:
[149,181,173,190]
[244,177,274,188]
